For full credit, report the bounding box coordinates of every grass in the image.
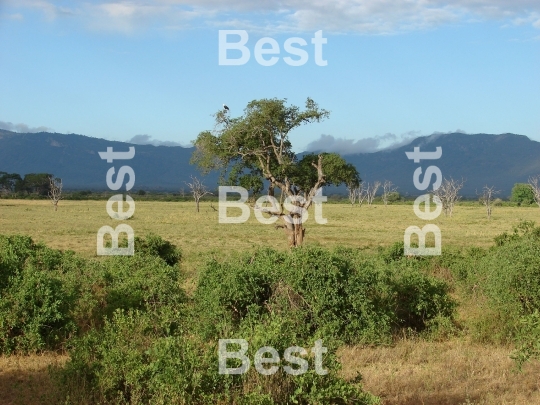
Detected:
[339,338,540,405]
[2,199,539,276]
[1,198,540,404]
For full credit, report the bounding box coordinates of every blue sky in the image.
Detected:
[0,0,538,154]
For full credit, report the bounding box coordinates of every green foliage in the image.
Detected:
[0,234,185,354]
[191,98,360,203]
[386,191,401,203]
[453,221,540,364]
[0,233,460,403]
[0,261,76,353]
[194,246,455,345]
[288,153,361,193]
[0,172,22,193]
[511,183,535,205]
[0,234,37,290]
[134,233,183,266]
[512,310,540,370]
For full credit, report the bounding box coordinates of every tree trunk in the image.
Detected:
[294,223,305,246]
[196,199,200,212]
[54,203,58,211]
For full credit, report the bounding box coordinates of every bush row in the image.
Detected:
[0,233,460,404]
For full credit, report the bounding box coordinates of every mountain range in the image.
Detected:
[1,129,539,197]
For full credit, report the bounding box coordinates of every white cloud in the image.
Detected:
[6,0,540,34]
[126,134,188,147]
[0,120,53,133]
[305,131,421,154]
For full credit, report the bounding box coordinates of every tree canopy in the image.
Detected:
[191,97,361,246]
[511,183,534,205]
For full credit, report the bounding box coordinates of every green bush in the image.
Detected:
[134,234,182,266]
[0,234,185,354]
[510,183,535,205]
[0,262,76,353]
[194,246,455,345]
[462,222,540,355]
[0,234,37,290]
[6,235,464,403]
[59,308,379,405]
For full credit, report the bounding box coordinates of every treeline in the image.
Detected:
[0,172,52,196]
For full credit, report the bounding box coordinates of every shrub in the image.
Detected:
[194,246,455,345]
[0,234,37,291]
[0,262,76,353]
[510,183,535,205]
[59,308,379,405]
[466,222,540,348]
[0,234,185,354]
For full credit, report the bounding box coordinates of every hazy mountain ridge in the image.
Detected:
[1,129,539,197]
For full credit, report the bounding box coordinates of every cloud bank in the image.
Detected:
[0,120,53,133]
[4,0,540,34]
[126,134,187,147]
[305,129,472,154]
[305,131,422,154]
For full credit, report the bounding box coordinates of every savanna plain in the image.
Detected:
[1,199,540,405]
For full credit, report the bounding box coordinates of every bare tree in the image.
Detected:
[434,177,465,217]
[381,180,398,207]
[478,185,499,219]
[347,183,360,206]
[357,184,367,207]
[185,176,212,212]
[365,181,381,207]
[528,175,540,208]
[48,176,63,211]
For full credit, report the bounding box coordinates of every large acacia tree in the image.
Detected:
[191,98,360,246]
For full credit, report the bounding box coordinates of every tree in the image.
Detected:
[0,172,22,195]
[511,183,535,206]
[433,177,465,217]
[357,184,367,207]
[20,173,52,195]
[365,181,380,207]
[477,185,499,219]
[528,176,540,208]
[345,166,362,206]
[191,97,361,247]
[185,176,212,212]
[48,176,63,211]
[381,180,398,207]
[347,184,359,206]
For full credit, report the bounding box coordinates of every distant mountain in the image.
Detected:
[0,129,218,191]
[341,132,540,197]
[1,129,539,197]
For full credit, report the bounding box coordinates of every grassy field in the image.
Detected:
[2,199,539,274]
[1,199,540,404]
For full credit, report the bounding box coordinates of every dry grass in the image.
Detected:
[340,339,540,405]
[0,354,67,405]
[1,199,539,278]
[1,199,540,403]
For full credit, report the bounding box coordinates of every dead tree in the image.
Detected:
[48,176,63,211]
[185,176,212,212]
[365,181,380,207]
[357,184,367,207]
[528,175,540,208]
[434,177,465,217]
[478,185,499,219]
[381,180,398,207]
[347,183,360,206]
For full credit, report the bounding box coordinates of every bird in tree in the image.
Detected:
[191,97,361,247]
[223,104,229,112]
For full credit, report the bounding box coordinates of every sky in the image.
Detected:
[0,0,538,154]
